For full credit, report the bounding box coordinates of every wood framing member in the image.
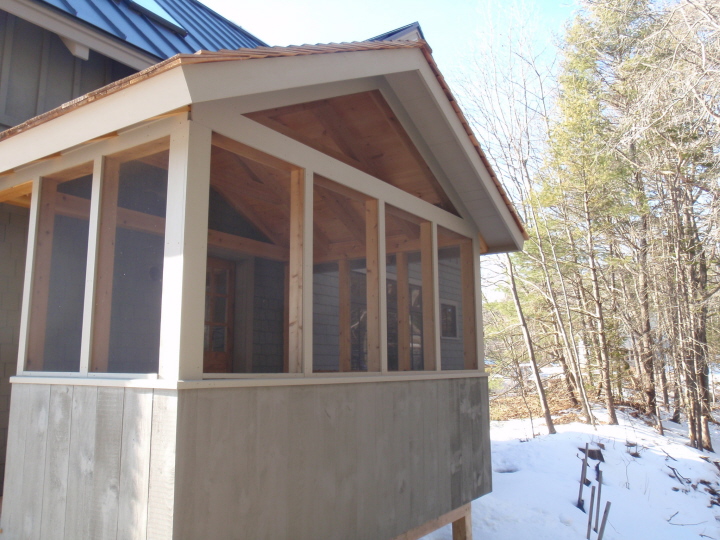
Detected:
[365,199,381,372]
[0,180,32,203]
[288,168,306,374]
[16,178,41,374]
[338,258,351,372]
[378,201,388,372]
[25,178,57,370]
[158,122,211,380]
[396,251,411,371]
[391,503,473,540]
[460,239,478,370]
[472,236,485,372]
[420,221,437,371]
[283,263,289,373]
[78,158,104,374]
[91,158,119,372]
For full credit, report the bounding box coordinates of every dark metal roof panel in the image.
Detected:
[34,0,267,60]
[368,22,425,42]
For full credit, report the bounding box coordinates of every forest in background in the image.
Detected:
[460,0,720,449]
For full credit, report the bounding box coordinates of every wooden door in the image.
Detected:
[204,257,235,373]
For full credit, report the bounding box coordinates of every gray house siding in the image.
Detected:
[0,204,29,495]
[0,378,491,539]
[0,10,135,131]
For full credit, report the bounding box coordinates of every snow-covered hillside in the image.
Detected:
[424,411,720,539]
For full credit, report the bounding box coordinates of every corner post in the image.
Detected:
[158,120,212,381]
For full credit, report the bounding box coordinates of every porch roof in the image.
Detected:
[0,40,527,251]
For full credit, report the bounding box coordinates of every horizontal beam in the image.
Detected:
[54,194,286,261]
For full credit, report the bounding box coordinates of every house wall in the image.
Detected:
[312,267,340,371]
[439,254,465,370]
[0,203,28,495]
[251,258,285,372]
[0,10,136,131]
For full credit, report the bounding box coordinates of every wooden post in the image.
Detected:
[460,239,477,370]
[594,470,603,532]
[282,262,289,373]
[91,159,119,372]
[577,443,589,510]
[338,258,351,372]
[396,251,411,371]
[377,200,388,373]
[420,222,437,371]
[365,199,381,372]
[288,168,307,373]
[472,235,485,371]
[597,502,611,540]
[158,122,211,381]
[451,504,473,540]
[26,178,57,370]
[289,168,313,374]
[391,503,471,540]
[17,177,42,374]
[586,485,596,539]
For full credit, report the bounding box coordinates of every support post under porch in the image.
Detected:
[391,503,473,540]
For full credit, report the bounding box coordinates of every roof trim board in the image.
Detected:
[0,40,527,249]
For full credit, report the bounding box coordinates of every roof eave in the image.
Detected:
[0,41,527,250]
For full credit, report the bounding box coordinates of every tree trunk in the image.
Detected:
[507,254,556,435]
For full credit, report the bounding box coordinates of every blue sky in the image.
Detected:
[200,0,578,77]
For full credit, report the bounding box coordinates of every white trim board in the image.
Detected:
[10,371,488,390]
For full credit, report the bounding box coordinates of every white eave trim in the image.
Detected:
[4,0,158,70]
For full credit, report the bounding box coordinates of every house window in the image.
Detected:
[441,303,458,338]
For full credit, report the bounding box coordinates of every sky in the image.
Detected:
[200,0,578,78]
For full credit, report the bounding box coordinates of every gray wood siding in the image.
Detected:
[0,204,28,495]
[0,10,136,131]
[1,378,489,540]
[0,384,176,540]
[173,378,490,540]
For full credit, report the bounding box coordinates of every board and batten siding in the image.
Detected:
[2,377,490,540]
[0,383,177,540]
[0,10,136,131]
[173,378,491,540]
[0,204,29,496]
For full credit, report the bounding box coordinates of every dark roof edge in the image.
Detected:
[367,22,425,42]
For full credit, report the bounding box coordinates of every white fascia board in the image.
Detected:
[0,67,191,173]
[4,0,158,70]
[387,61,526,251]
[183,48,427,105]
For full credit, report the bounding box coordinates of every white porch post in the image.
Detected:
[158,120,212,380]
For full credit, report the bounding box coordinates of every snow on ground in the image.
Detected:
[423,410,720,539]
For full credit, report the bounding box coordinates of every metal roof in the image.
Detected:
[33,0,267,60]
[368,22,425,42]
